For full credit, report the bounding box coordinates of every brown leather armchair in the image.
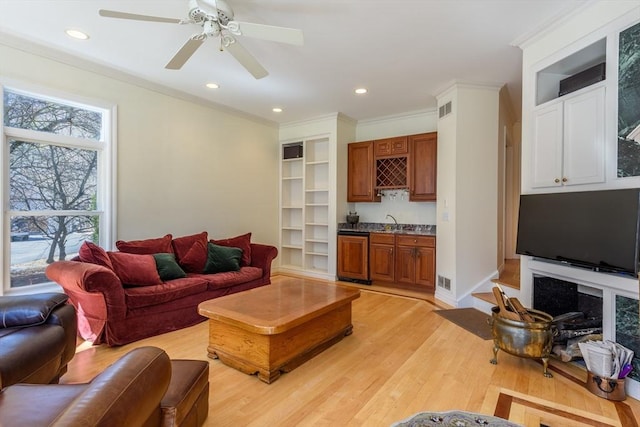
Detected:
[0,293,77,389]
[0,346,210,427]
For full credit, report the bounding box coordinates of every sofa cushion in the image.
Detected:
[203,243,242,274]
[172,232,208,273]
[108,252,162,287]
[195,266,263,290]
[153,253,187,281]
[116,234,173,255]
[124,278,209,309]
[210,232,252,266]
[78,241,114,270]
[0,293,68,328]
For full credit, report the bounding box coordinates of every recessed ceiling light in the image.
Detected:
[205,83,219,89]
[272,107,283,113]
[355,88,368,94]
[65,29,89,40]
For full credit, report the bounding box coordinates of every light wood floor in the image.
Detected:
[61,275,640,426]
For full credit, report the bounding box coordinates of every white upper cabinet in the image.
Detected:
[531,86,605,188]
[563,87,606,186]
[531,101,563,188]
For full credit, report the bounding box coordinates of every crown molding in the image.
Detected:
[511,0,599,49]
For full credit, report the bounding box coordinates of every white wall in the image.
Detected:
[435,83,500,307]
[455,85,499,298]
[352,109,438,225]
[435,88,457,305]
[0,41,280,247]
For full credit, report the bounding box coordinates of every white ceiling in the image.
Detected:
[0,0,585,124]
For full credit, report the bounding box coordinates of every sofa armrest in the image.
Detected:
[0,347,171,427]
[46,261,126,320]
[55,346,171,426]
[0,293,68,329]
[46,304,78,370]
[249,243,278,278]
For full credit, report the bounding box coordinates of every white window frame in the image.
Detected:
[0,79,117,295]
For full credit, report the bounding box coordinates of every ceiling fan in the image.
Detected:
[98,0,304,79]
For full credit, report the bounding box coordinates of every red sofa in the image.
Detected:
[45,232,277,346]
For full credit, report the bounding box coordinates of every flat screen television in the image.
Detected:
[516,189,640,277]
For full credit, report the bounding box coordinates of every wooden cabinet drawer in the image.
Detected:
[370,233,395,244]
[374,137,408,157]
[396,235,435,247]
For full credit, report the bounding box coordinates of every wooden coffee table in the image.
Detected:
[198,282,360,383]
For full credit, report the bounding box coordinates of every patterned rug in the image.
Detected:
[391,410,521,426]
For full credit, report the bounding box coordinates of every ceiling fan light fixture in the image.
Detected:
[206,82,219,89]
[65,29,90,40]
[354,88,368,95]
[272,107,283,113]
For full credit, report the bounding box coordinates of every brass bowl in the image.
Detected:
[489,306,555,377]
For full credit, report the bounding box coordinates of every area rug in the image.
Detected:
[390,410,521,426]
[435,308,492,340]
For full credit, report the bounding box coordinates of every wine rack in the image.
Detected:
[376,157,407,189]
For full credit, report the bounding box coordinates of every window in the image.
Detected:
[1,84,115,293]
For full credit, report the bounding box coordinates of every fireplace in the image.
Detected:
[522,257,640,398]
[533,276,603,362]
[533,276,603,318]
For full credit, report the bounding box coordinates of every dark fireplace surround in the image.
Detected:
[532,275,640,383]
[533,276,603,319]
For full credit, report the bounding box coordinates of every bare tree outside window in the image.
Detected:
[3,89,105,288]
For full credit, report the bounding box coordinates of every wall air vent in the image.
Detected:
[437,275,451,290]
[438,101,452,119]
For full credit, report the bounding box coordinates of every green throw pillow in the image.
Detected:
[203,242,242,274]
[153,253,187,281]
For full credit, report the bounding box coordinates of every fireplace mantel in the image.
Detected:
[523,257,639,297]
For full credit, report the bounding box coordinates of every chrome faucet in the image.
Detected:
[386,214,398,225]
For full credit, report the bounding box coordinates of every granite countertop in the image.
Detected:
[338,222,436,236]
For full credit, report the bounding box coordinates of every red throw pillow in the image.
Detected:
[78,241,114,270]
[210,232,251,266]
[107,252,162,286]
[115,234,173,255]
[172,232,208,273]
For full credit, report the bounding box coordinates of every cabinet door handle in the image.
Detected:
[554,178,560,183]
[562,177,568,183]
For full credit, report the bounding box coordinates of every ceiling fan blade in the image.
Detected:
[99,9,183,24]
[165,37,205,70]
[224,39,268,79]
[228,21,304,46]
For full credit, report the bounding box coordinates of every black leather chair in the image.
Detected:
[0,292,77,389]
